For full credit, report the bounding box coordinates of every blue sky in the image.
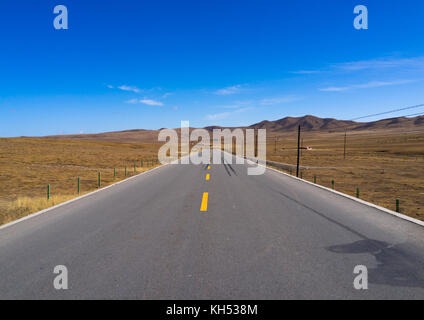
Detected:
[1,0,424,137]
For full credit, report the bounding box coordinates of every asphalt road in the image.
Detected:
[0,150,423,299]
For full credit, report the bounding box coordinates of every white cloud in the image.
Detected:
[107,84,141,93]
[126,98,164,106]
[260,96,300,105]
[219,105,244,109]
[320,79,415,92]
[334,56,424,71]
[206,107,250,121]
[214,85,243,96]
[117,85,141,93]
[355,80,415,88]
[206,112,233,121]
[162,92,173,98]
[140,99,163,106]
[291,56,424,75]
[319,87,347,92]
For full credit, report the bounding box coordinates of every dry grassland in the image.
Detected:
[0,138,162,225]
[267,129,424,220]
[1,129,423,225]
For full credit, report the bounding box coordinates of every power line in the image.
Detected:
[349,104,424,121]
[402,112,424,118]
[266,103,424,138]
[291,104,424,134]
[282,105,424,165]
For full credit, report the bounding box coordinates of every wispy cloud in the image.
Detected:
[214,85,243,96]
[162,92,173,98]
[126,98,164,106]
[140,99,163,106]
[291,56,424,75]
[107,84,142,93]
[206,112,233,121]
[334,56,424,72]
[320,79,415,92]
[206,107,250,121]
[319,87,347,92]
[218,104,245,109]
[117,85,141,93]
[260,96,301,105]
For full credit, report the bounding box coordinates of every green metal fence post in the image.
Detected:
[356,186,360,199]
[78,177,80,195]
[331,180,335,190]
[47,184,50,201]
[396,199,400,213]
[125,166,127,176]
[134,161,136,173]
[314,175,317,184]
[114,168,116,180]
[98,172,101,188]
[141,160,143,167]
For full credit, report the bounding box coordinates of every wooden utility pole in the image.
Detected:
[296,125,301,177]
[255,134,258,158]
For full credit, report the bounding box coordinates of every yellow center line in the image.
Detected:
[200,192,208,212]
[206,173,210,181]
[207,165,211,170]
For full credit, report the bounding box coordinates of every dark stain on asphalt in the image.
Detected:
[276,189,424,289]
[328,239,424,289]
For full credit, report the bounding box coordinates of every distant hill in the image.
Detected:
[249,115,424,133]
[41,115,424,142]
[249,115,358,132]
[44,129,159,143]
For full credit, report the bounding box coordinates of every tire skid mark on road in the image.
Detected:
[224,159,238,176]
[223,163,232,176]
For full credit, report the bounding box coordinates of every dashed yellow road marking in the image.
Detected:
[207,165,211,170]
[200,192,208,212]
[206,173,210,181]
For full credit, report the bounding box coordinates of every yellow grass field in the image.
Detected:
[266,129,424,220]
[0,138,162,225]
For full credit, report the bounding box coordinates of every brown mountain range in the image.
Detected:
[249,115,424,132]
[41,115,424,143]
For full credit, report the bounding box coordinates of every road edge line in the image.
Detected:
[232,152,424,228]
[0,163,171,231]
[266,164,424,228]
